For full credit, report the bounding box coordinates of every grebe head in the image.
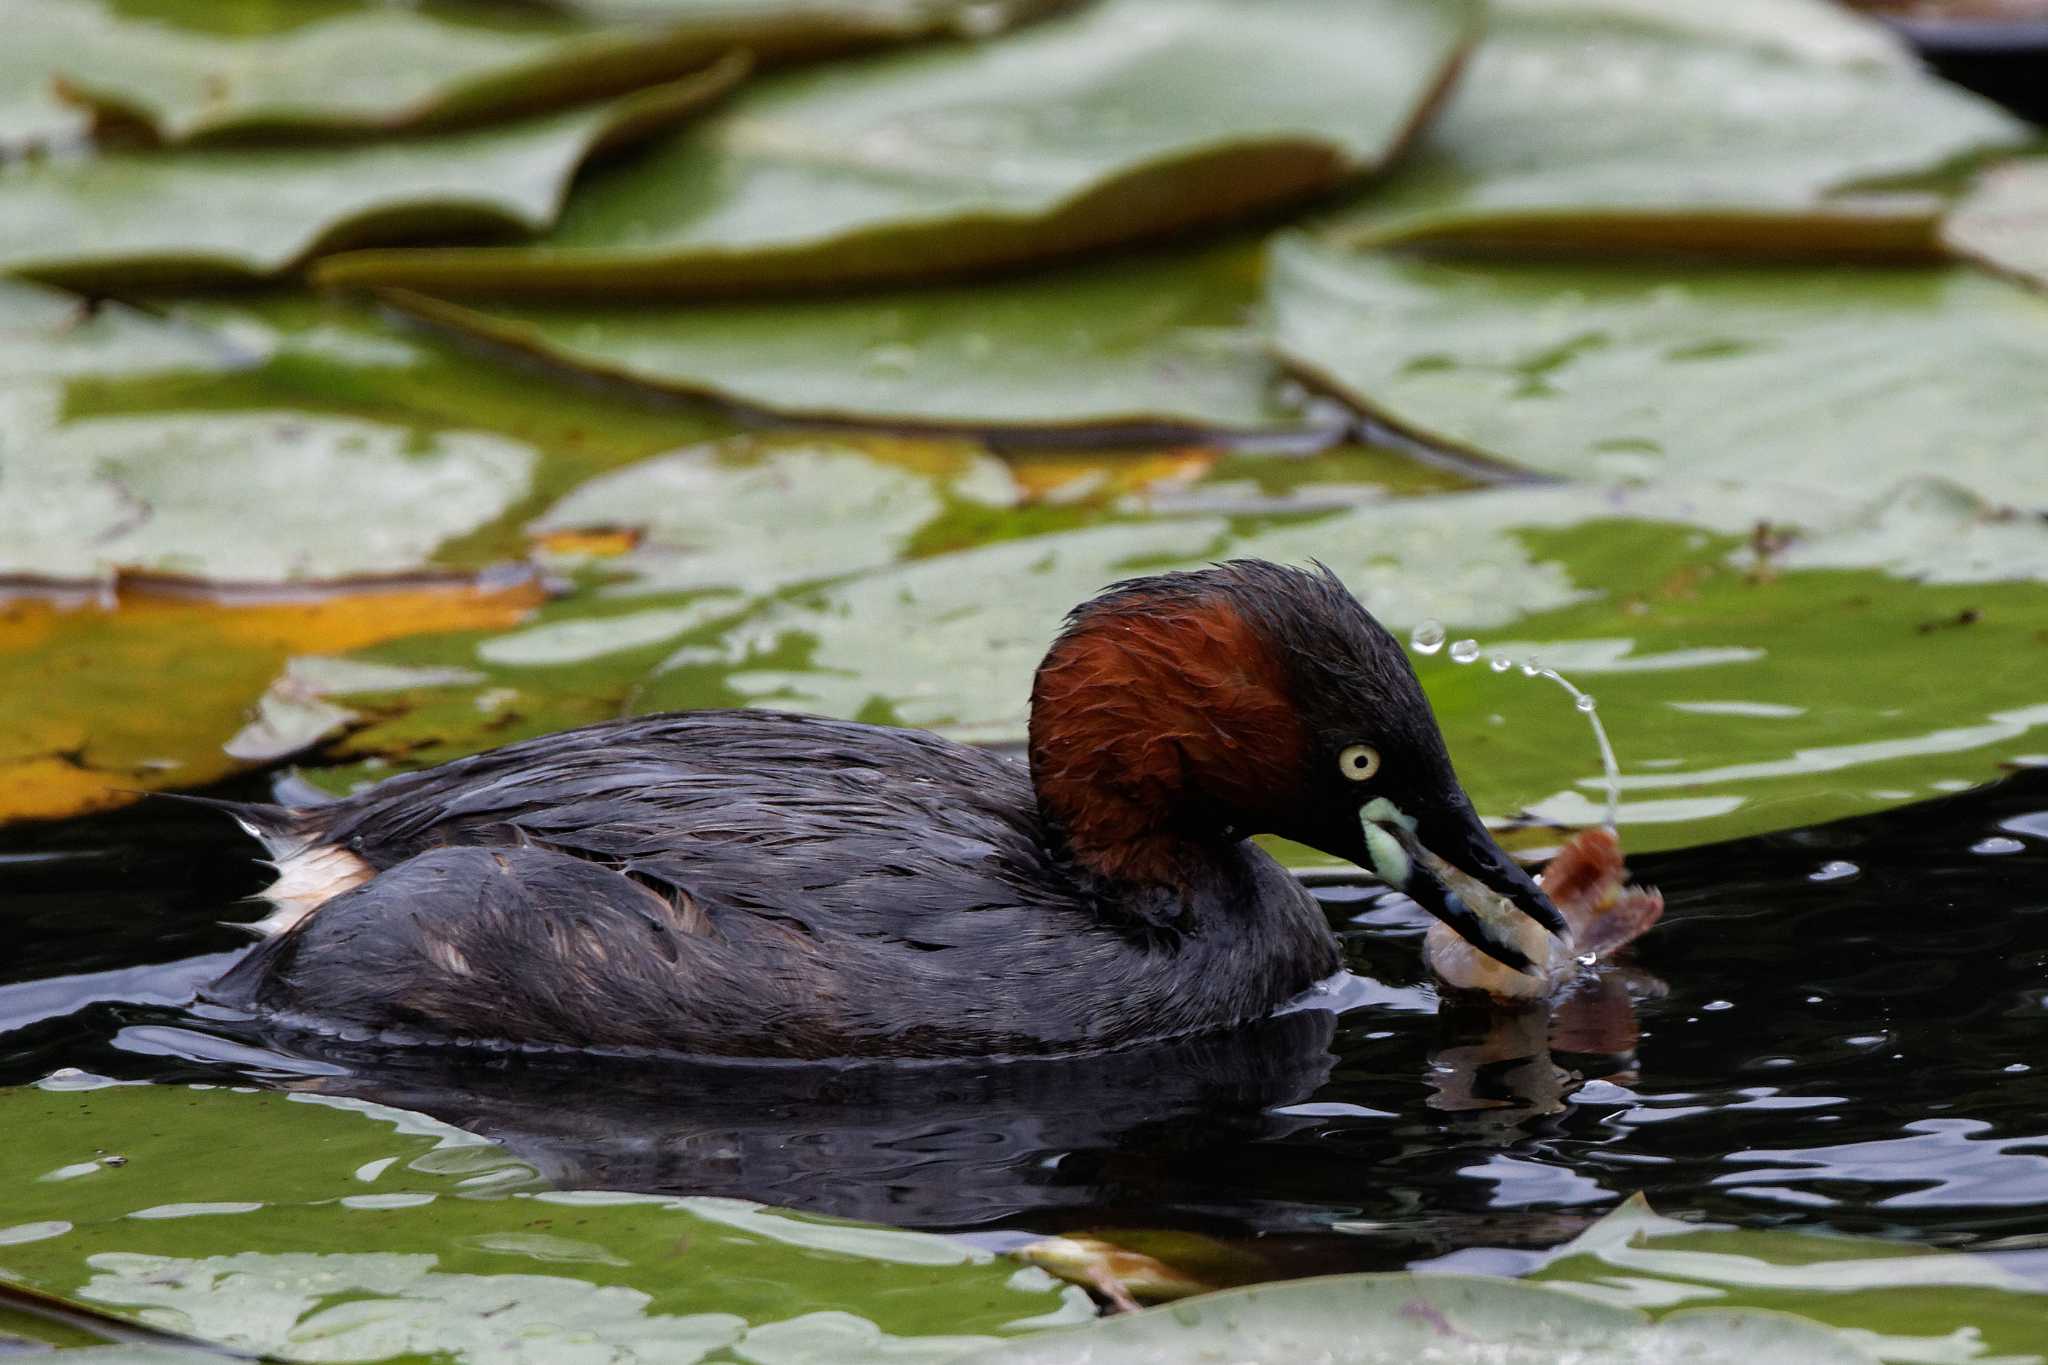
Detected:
[1028,560,1564,970]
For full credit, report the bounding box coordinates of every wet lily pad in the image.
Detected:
[0,61,746,288]
[1323,0,2029,252]
[951,1268,1873,1363]
[380,239,1303,433]
[1267,237,2048,499]
[0,1080,1087,1362]
[1945,156,2048,292]
[1525,1195,2048,1361]
[11,0,1039,146]
[312,0,1476,295]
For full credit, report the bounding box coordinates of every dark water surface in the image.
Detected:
[5,771,2048,1283]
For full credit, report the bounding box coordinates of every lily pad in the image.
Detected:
[11,0,1043,146]
[312,0,1476,295]
[1547,0,1915,66]
[0,61,747,288]
[1322,0,2029,252]
[1525,1195,2048,1362]
[380,239,1303,433]
[1945,156,2048,292]
[0,387,537,583]
[950,1269,1873,1363]
[1267,236,2048,500]
[0,1080,1087,1362]
[290,472,2048,851]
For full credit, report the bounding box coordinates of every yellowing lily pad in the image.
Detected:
[378,239,1304,432]
[1267,236,2048,500]
[0,579,543,821]
[1323,0,2029,253]
[313,0,1476,295]
[0,61,746,288]
[14,0,1043,146]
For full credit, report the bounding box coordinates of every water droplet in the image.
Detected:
[1487,652,1512,672]
[1410,620,1445,655]
[1519,659,1543,677]
[2008,1063,2032,1074]
[1448,638,1480,664]
[1574,693,1597,713]
[1810,860,1858,882]
[1973,835,2025,856]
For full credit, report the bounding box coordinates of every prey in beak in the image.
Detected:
[1359,796,1569,975]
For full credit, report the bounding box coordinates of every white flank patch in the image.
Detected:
[254,844,375,937]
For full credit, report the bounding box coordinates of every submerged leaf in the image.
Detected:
[1267,237,2048,500]
[0,61,747,287]
[1323,0,2028,252]
[313,0,1476,295]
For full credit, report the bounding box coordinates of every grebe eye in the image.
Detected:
[1337,744,1381,782]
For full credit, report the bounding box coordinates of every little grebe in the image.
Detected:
[207,561,1564,1058]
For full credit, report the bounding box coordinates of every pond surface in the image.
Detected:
[6,767,2048,1290]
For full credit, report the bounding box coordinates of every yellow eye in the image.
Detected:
[1338,744,1381,782]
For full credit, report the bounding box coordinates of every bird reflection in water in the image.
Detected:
[269,1007,1341,1231]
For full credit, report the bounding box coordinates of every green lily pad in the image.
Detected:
[0,386,536,582]
[1945,156,2048,293]
[0,61,746,288]
[1528,1195,2048,1362]
[0,1080,1088,1363]
[13,0,1051,147]
[1322,0,2029,252]
[950,1268,1873,1363]
[1267,236,2048,500]
[312,0,1477,296]
[295,471,2048,852]
[379,238,1301,432]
